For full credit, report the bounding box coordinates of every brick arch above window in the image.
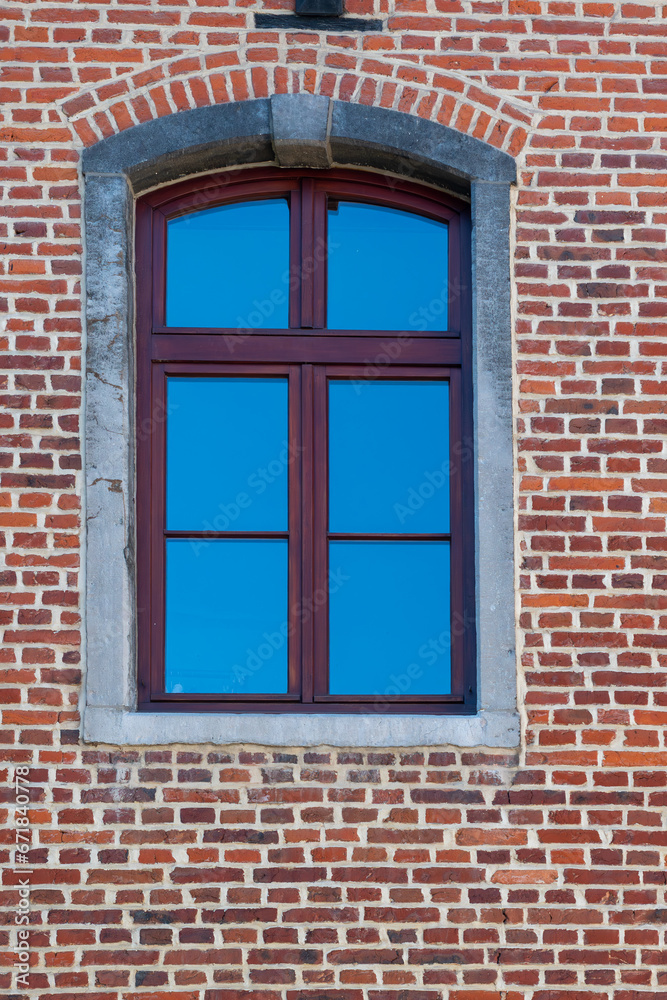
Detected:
[61,50,535,160]
[82,94,519,748]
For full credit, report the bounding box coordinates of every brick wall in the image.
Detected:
[2,1,667,997]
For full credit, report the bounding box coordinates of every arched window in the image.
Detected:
[135,169,475,713]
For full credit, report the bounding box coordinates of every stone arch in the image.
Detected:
[81,92,517,196]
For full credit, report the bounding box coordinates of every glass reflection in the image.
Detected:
[166,199,289,329]
[165,539,288,695]
[166,377,288,532]
[329,380,450,533]
[328,541,451,696]
[327,202,449,331]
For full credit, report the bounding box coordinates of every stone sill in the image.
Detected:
[82,708,520,748]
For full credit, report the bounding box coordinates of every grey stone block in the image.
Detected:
[330,102,516,189]
[83,708,520,748]
[83,100,274,193]
[271,93,332,168]
[471,181,516,714]
[84,174,135,712]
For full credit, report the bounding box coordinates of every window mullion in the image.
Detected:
[313,186,326,329]
[150,363,168,703]
[300,363,315,702]
[289,186,302,329]
[311,365,329,698]
[446,366,469,701]
[300,179,315,329]
[298,179,327,330]
[288,364,304,697]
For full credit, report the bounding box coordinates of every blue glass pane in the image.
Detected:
[329,541,451,696]
[167,199,289,329]
[165,539,288,694]
[166,377,288,532]
[327,202,449,331]
[329,380,450,533]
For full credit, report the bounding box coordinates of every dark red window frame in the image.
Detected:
[136,167,476,714]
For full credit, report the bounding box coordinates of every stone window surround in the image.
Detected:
[82,93,519,747]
